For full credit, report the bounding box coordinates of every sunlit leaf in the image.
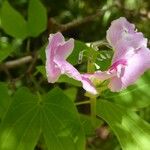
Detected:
[102,71,150,109]
[0,87,85,150]
[97,100,150,150]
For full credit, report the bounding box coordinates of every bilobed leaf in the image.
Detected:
[0,87,85,150]
[28,0,47,37]
[42,88,85,150]
[0,88,41,150]
[1,1,28,39]
[102,71,150,109]
[96,100,150,150]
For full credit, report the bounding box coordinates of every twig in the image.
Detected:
[1,56,33,69]
[49,5,116,32]
[27,52,38,74]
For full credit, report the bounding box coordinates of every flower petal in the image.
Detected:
[106,17,135,47]
[107,17,147,53]
[55,59,97,94]
[121,47,150,87]
[55,38,74,59]
[109,47,150,91]
[45,32,64,83]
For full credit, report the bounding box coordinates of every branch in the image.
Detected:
[49,5,116,32]
[1,56,33,69]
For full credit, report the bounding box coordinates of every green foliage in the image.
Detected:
[0,83,11,119]
[0,41,14,62]
[102,71,150,109]
[0,0,47,39]
[0,87,85,150]
[68,40,90,65]
[28,0,47,37]
[97,100,150,150]
[0,0,150,149]
[1,1,28,39]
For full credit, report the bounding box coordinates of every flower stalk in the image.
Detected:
[87,57,97,126]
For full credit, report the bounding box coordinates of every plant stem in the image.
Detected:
[75,100,90,106]
[87,56,97,126]
[90,96,97,126]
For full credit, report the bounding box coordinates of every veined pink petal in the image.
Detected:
[97,17,150,92]
[55,59,97,94]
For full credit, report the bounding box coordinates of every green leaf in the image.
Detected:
[58,75,81,87]
[36,65,46,78]
[96,100,150,150]
[102,71,150,109]
[0,87,85,150]
[43,88,85,150]
[39,44,47,64]
[0,41,13,62]
[95,50,113,71]
[80,114,103,136]
[64,88,77,102]
[28,0,47,37]
[67,40,89,65]
[0,83,11,120]
[1,1,28,39]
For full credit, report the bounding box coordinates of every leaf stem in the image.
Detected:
[75,100,90,106]
[90,96,97,125]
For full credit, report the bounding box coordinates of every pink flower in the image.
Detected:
[45,32,97,94]
[86,17,150,92]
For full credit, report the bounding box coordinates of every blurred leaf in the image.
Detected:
[0,83,11,119]
[0,41,14,62]
[1,1,28,39]
[39,44,47,64]
[124,0,140,10]
[36,65,46,78]
[97,100,150,150]
[28,0,47,37]
[64,88,77,102]
[0,87,85,150]
[102,71,150,109]
[80,114,103,136]
[80,114,94,136]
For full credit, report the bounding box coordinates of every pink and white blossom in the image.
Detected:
[45,32,97,94]
[85,17,150,92]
